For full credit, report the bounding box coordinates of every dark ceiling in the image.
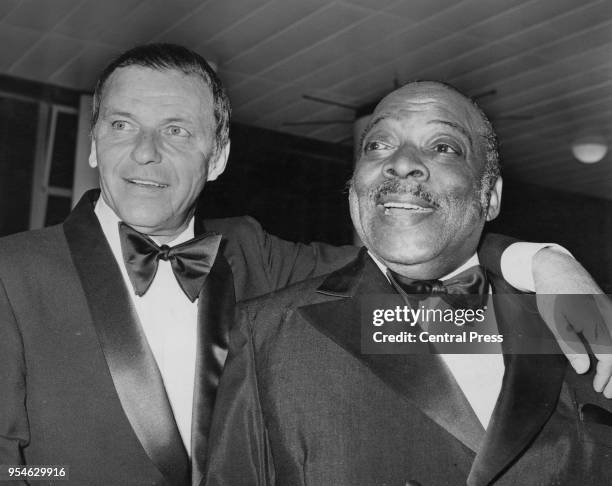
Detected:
[1,0,611,199]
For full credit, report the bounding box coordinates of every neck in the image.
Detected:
[381,250,477,280]
[96,193,195,245]
[143,222,191,245]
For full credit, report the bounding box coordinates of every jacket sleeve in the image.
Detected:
[0,278,29,482]
[227,216,520,291]
[478,232,518,277]
[204,306,274,486]
[239,216,360,291]
[264,224,520,288]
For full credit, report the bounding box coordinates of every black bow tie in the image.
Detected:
[118,222,222,302]
[388,265,489,309]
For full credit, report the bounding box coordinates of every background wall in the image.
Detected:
[488,180,612,291]
[0,96,38,236]
[197,123,354,245]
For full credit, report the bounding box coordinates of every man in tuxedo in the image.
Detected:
[0,43,356,486]
[205,81,612,485]
[0,44,606,485]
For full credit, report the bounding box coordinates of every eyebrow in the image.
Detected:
[102,110,194,126]
[102,110,134,119]
[359,115,387,149]
[363,115,386,136]
[427,119,473,148]
[360,114,474,150]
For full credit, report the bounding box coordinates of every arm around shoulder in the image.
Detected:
[230,215,359,290]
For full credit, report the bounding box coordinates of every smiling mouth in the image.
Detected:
[382,202,435,215]
[127,178,168,188]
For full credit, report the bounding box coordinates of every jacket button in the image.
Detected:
[405,481,423,486]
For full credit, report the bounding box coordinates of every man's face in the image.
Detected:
[349,83,502,277]
[89,65,228,237]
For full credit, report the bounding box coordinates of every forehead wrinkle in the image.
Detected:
[359,111,414,149]
[360,111,477,151]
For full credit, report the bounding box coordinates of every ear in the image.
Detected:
[206,141,230,182]
[88,138,98,168]
[485,176,503,221]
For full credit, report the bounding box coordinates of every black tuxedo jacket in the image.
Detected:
[0,191,511,485]
[205,250,612,486]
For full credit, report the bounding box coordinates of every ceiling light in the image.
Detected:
[571,138,608,164]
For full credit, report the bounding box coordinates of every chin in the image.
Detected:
[376,244,437,268]
[369,233,440,267]
[117,207,168,232]
[367,217,435,255]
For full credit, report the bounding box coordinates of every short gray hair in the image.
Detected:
[91,43,231,150]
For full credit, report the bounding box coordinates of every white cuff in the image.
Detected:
[500,243,573,292]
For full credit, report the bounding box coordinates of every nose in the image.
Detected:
[382,146,429,181]
[131,131,161,165]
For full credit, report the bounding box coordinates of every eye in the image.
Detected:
[363,140,393,154]
[166,125,190,137]
[433,143,461,155]
[111,120,131,130]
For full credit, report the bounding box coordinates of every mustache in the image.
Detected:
[368,180,440,208]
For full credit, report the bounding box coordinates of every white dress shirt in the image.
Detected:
[95,197,198,456]
[370,243,568,428]
[435,254,504,429]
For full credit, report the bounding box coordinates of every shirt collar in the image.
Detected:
[367,249,480,281]
[94,195,195,255]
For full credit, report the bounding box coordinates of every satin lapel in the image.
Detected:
[300,251,485,453]
[467,276,567,486]
[64,191,190,486]
[190,235,236,486]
